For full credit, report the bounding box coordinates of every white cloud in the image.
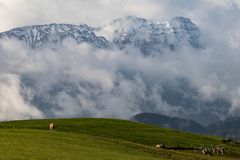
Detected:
[0,0,239,32]
[0,73,44,121]
[0,0,161,31]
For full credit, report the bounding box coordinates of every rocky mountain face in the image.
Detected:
[0,16,201,55]
[0,23,109,48]
[97,16,201,55]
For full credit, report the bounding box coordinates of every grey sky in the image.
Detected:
[0,0,239,32]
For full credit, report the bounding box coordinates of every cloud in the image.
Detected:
[0,73,44,121]
[0,35,237,124]
[0,0,240,124]
[0,0,238,31]
[0,0,239,62]
[0,0,159,31]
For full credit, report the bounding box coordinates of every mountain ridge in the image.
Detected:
[0,15,201,55]
[133,112,240,139]
[132,112,207,134]
[0,23,109,48]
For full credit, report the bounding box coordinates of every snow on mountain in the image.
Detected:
[0,16,201,55]
[170,17,201,48]
[0,23,109,48]
[96,16,201,55]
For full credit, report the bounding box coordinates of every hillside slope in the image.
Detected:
[0,118,239,160]
[0,129,161,160]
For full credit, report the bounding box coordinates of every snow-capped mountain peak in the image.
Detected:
[0,23,109,48]
[0,16,201,55]
[170,17,201,48]
[97,16,201,55]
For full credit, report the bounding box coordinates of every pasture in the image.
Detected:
[0,118,239,160]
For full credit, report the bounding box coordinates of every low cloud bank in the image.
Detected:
[0,33,239,125]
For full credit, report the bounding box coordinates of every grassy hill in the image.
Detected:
[0,118,239,160]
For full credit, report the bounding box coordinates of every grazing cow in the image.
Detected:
[202,148,213,156]
[156,144,165,149]
[49,123,56,130]
[213,145,224,155]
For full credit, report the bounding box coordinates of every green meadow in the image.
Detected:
[0,118,239,160]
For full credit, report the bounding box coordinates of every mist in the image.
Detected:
[0,0,240,124]
[0,31,238,124]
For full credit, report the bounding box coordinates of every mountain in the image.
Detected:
[158,81,231,126]
[0,23,109,48]
[0,16,201,55]
[133,113,240,139]
[207,117,240,139]
[97,16,201,55]
[132,113,207,134]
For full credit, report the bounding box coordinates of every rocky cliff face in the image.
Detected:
[97,16,201,55]
[0,23,109,48]
[0,16,201,55]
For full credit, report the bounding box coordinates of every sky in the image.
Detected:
[0,0,240,123]
[0,0,239,31]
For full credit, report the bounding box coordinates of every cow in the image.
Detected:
[156,144,165,149]
[213,145,224,155]
[49,123,56,130]
[202,148,213,156]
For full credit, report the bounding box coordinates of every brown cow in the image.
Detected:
[49,123,56,130]
[213,145,224,155]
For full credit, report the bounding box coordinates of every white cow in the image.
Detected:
[49,123,56,130]
[202,148,213,156]
[156,144,165,149]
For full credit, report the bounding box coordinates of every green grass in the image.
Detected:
[0,129,161,160]
[0,118,239,160]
